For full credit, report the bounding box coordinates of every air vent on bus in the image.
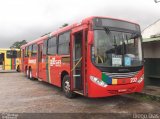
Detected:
[104,71,138,79]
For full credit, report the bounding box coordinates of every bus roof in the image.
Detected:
[21,16,139,48]
[0,48,20,51]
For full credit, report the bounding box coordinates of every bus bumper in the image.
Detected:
[87,80,144,98]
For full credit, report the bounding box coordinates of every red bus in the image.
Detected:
[21,16,144,98]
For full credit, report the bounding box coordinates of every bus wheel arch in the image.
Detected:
[28,66,33,80]
[25,66,28,76]
[61,71,69,88]
[61,71,76,98]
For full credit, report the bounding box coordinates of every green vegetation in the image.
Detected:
[60,23,69,28]
[10,40,27,49]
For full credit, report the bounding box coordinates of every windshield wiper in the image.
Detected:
[103,26,110,34]
[103,27,118,54]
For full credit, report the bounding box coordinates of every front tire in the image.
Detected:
[62,75,75,98]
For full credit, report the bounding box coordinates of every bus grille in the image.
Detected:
[104,71,138,79]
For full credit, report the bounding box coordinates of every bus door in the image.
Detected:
[0,53,4,70]
[70,28,87,94]
[37,44,43,79]
[22,49,25,72]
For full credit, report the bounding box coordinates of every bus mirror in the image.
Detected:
[88,31,94,45]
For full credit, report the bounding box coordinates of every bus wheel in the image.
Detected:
[62,75,75,98]
[26,68,29,79]
[29,69,33,80]
[16,65,20,72]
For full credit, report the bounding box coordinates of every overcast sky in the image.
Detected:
[0,0,160,48]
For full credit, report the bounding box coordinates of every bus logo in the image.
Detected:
[50,58,61,67]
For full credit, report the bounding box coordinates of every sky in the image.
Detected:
[0,0,160,48]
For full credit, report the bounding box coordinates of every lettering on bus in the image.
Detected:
[130,77,137,83]
[29,59,36,64]
[50,58,61,67]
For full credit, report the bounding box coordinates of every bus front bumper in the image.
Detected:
[87,80,144,98]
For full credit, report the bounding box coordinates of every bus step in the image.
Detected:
[73,74,81,77]
[74,90,84,95]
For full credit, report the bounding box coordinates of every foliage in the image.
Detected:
[10,40,27,49]
[60,23,69,28]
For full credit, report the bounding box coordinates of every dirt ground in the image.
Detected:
[0,72,160,114]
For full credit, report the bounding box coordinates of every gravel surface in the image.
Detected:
[0,72,160,113]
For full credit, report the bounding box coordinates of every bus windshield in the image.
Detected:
[93,29,142,67]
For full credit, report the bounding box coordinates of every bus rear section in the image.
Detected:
[20,16,144,98]
[0,53,4,70]
[0,49,20,72]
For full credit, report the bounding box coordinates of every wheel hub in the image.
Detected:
[64,80,70,93]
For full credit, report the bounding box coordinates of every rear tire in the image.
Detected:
[29,69,33,80]
[62,75,75,98]
[26,68,29,79]
[16,65,20,72]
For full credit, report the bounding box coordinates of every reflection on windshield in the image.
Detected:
[92,30,142,67]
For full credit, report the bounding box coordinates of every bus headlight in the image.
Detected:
[90,76,108,87]
[137,74,144,83]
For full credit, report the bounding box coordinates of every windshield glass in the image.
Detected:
[92,30,142,67]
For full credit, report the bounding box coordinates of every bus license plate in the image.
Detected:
[118,89,127,92]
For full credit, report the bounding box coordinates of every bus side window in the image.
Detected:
[12,50,17,58]
[7,50,11,58]
[28,45,33,57]
[47,36,57,55]
[58,31,70,55]
[6,50,17,58]
[17,50,21,58]
[43,40,47,55]
[25,47,28,57]
[31,44,37,57]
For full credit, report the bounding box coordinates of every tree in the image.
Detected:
[10,40,27,49]
[154,0,160,3]
[60,23,69,28]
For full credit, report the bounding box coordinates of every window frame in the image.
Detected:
[31,44,37,57]
[25,46,29,57]
[47,36,57,55]
[28,45,33,57]
[6,50,18,58]
[57,31,70,55]
[43,40,47,55]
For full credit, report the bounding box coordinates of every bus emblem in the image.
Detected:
[50,58,61,67]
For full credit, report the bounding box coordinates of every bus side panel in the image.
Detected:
[39,55,47,81]
[0,51,5,70]
[29,57,37,78]
[49,55,70,87]
[16,58,19,70]
[44,55,62,86]
[5,53,11,70]
[48,56,56,85]
[23,57,28,72]
[45,56,52,83]
[58,56,70,87]
[11,58,16,70]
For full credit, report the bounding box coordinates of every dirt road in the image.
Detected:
[0,72,159,114]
